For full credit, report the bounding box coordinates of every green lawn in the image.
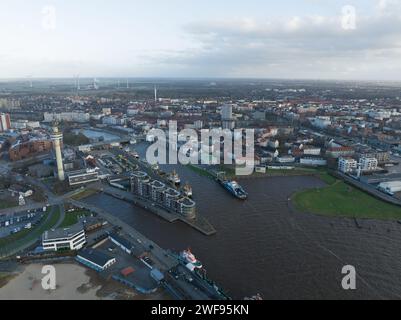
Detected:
[0,199,17,210]
[70,188,98,200]
[0,272,17,288]
[186,164,215,178]
[59,210,91,228]
[293,180,401,219]
[0,227,32,247]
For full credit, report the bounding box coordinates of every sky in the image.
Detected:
[0,0,401,80]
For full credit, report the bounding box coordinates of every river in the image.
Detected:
[84,144,401,299]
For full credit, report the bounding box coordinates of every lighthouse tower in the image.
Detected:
[51,121,65,181]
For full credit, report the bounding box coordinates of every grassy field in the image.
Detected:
[293,179,401,219]
[59,210,91,228]
[0,272,17,288]
[186,164,216,178]
[70,188,98,200]
[0,199,17,210]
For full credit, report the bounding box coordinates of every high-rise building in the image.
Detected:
[221,105,235,130]
[0,113,11,132]
[51,122,65,181]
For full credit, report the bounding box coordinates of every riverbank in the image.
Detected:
[186,163,335,184]
[0,263,168,300]
[293,178,401,220]
[187,163,401,220]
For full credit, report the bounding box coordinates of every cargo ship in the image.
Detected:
[180,249,202,270]
[169,249,231,300]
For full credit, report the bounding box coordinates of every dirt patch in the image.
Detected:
[0,273,18,289]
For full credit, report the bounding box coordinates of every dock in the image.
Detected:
[88,183,216,236]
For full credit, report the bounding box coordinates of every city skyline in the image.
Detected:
[1,0,401,80]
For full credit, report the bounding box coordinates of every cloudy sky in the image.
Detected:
[0,0,401,80]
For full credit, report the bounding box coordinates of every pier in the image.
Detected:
[88,183,216,236]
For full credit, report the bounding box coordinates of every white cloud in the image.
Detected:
[146,2,401,79]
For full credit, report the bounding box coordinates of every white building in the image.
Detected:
[360,157,378,171]
[378,181,401,195]
[268,140,280,149]
[102,107,112,115]
[102,115,127,126]
[109,233,133,255]
[194,120,203,130]
[127,108,139,116]
[338,157,358,173]
[42,224,86,251]
[300,157,327,166]
[311,116,331,129]
[221,105,235,130]
[303,146,321,156]
[221,105,233,120]
[68,169,99,186]
[0,113,11,132]
[277,156,295,163]
[44,112,90,123]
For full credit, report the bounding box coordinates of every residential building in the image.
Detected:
[326,147,355,158]
[360,157,378,171]
[338,157,358,173]
[0,113,11,132]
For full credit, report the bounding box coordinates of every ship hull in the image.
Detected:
[218,180,248,200]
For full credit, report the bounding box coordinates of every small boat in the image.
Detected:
[180,249,202,270]
[182,183,193,197]
[168,170,181,185]
[130,150,139,159]
[221,180,248,200]
[244,293,263,300]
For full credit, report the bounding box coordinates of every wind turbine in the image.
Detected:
[27,75,33,88]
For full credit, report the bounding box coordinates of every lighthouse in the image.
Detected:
[51,121,65,181]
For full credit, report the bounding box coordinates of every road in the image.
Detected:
[67,198,178,271]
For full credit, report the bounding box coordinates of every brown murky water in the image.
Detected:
[86,157,401,300]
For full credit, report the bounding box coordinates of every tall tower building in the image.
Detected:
[154,85,158,103]
[221,105,235,130]
[51,122,65,181]
[0,113,11,132]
